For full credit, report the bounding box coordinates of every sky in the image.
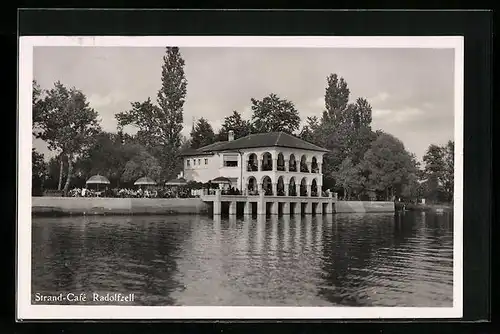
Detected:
[32,46,455,162]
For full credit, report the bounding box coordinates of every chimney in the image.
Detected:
[228,130,234,141]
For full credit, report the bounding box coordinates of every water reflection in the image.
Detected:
[32,212,453,307]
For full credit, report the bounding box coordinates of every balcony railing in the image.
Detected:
[277,165,285,171]
[288,165,297,172]
[247,164,258,172]
[262,164,272,171]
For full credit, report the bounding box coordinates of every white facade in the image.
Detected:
[183,146,326,197]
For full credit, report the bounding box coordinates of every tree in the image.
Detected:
[190,118,216,149]
[76,132,125,186]
[360,132,417,201]
[299,116,321,144]
[317,74,377,190]
[217,111,254,141]
[334,157,362,200]
[422,144,444,202]
[32,149,46,196]
[322,73,350,125]
[250,93,301,134]
[421,141,454,203]
[121,148,162,185]
[116,47,187,180]
[33,81,101,194]
[441,140,454,202]
[400,154,421,202]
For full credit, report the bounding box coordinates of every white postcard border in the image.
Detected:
[18,35,464,320]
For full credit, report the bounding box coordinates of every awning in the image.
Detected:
[223,154,239,162]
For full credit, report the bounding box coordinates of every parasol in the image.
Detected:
[211,176,232,185]
[165,177,187,186]
[134,176,157,186]
[85,174,110,192]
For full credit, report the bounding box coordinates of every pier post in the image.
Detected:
[270,201,279,215]
[214,189,222,215]
[325,200,333,214]
[282,202,290,215]
[316,201,323,215]
[304,201,312,214]
[325,192,334,214]
[257,191,266,215]
[229,201,237,216]
[295,202,302,216]
[244,200,251,216]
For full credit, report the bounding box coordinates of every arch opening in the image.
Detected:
[277,176,285,196]
[312,157,319,173]
[311,178,318,197]
[300,177,308,196]
[247,176,258,195]
[300,155,309,173]
[277,153,285,171]
[261,152,273,171]
[288,177,297,196]
[247,153,258,172]
[289,154,297,172]
[262,175,273,196]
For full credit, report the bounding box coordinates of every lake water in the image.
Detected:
[31,211,454,307]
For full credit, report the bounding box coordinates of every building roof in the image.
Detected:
[180,132,329,157]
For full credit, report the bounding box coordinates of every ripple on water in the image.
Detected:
[32,212,454,307]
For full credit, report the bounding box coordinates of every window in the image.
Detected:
[186,159,190,167]
[223,154,239,167]
[198,159,201,165]
[205,158,208,165]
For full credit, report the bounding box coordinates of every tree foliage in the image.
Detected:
[360,132,418,200]
[217,111,254,141]
[323,73,350,124]
[121,148,162,184]
[441,140,454,202]
[312,74,376,190]
[421,141,454,203]
[333,157,362,200]
[33,81,102,193]
[190,117,216,149]
[116,47,187,180]
[250,93,301,134]
[74,132,163,187]
[299,116,320,144]
[32,148,46,195]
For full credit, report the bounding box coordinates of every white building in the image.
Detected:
[181,131,329,197]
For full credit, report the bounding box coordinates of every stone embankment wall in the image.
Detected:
[32,197,210,216]
[32,197,395,216]
[334,201,395,213]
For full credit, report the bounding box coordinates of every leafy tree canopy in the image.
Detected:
[190,117,216,149]
[217,111,254,141]
[251,93,301,134]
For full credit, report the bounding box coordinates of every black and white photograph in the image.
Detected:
[18,36,463,320]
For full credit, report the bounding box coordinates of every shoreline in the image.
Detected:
[31,196,396,217]
[395,202,453,213]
